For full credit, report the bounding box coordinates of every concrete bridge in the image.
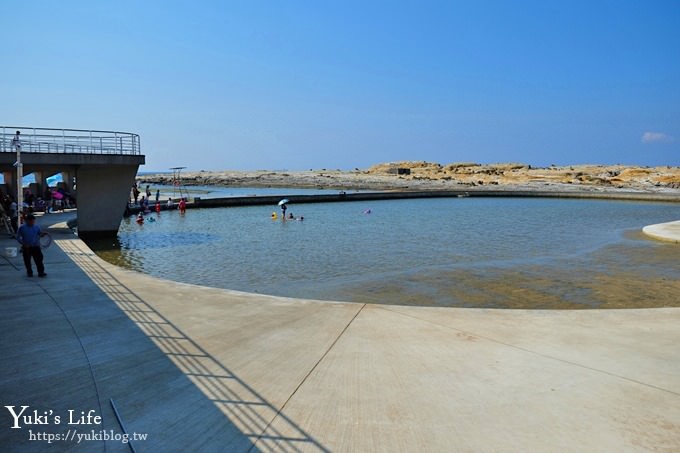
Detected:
[1,126,145,238]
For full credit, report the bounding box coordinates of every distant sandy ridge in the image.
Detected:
[138,161,680,194]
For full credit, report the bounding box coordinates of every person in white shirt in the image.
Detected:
[11,130,21,151]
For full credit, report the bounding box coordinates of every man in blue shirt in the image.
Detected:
[16,214,47,277]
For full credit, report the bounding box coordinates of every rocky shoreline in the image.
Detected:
[137,161,680,195]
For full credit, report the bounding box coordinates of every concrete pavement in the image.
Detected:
[643,219,680,243]
[1,214,679,452]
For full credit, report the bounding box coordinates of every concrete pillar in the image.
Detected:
[7,167,18,201]
[27,183,39,199]
[60,171,73,192]
[1,171,12,198]
[31,170,44,196]
[76,164,140,238]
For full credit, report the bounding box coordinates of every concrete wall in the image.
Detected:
[186,189,680,211]
[76,165,139,238]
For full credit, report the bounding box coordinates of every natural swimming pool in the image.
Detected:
[88,197,680,309]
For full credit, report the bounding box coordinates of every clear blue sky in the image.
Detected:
[3,0,679,170]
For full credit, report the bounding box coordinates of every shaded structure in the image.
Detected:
[1,126,145,237]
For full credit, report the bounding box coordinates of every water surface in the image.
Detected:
[88,197,680,309]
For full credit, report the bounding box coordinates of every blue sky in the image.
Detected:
[3,0,679,170]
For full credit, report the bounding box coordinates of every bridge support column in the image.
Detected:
[1,171,12,198]
[76,165,140,238]
[30,170,44,196]
[60,171,74,192]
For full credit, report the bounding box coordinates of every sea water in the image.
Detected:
[88,197,680,309]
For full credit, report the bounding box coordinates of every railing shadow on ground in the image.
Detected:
[57,239,329,453]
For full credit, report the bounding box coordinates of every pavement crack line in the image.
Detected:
[250,303,367,452]
[376,305,680,398]
[37,281,108,452]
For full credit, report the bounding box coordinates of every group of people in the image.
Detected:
[1,187,73,232]
[273,203,304,221]
[131,184,162,208]
[272,212,304,221]
[1,193,19,232]
[130,184,187,210]
[135,194,186,224]
[31,187,73,213]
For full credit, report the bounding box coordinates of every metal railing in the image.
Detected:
[1,126,141,155]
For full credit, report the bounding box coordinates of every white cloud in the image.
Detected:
[641,132,674,144]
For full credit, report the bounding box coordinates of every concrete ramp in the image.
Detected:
[643,220,680,243]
